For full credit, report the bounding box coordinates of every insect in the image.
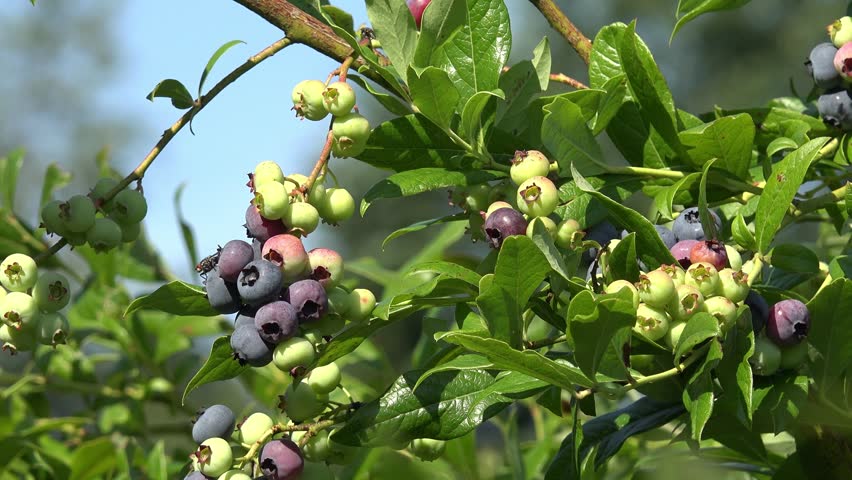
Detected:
[196,246,222,280]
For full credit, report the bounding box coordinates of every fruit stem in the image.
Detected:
[607,166,686,180]
[500,66,588,89]
[34,36,294,265]
[525,335,566,349]
[746,255,763,287]
[792,183,848,217]
[528,0,593,65]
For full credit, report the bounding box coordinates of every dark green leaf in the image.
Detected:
[770,244,820,273]
[381,213,468,249]
[495,61,544,135]
[366,0,418,83]
[542,97,607,177]
[682,339,723,440]
[674,312,721,361]
[197,39,244,97]
[357,114,465,172]
[653,172,700,221]
[716,319,755,426]
[807,279,852,393]
[69,437,117,480]
[569,289,635,381]
[460,89,504,142]
[39,162,72,207]
[321,5,355,33]
[529,220,572,282]
[146,79,194,109]
[672,0,752,40]
[361,168,502,215]
[123,281,217,318]
[828,255,852,279]
[412,354,494,391]
[755,137,829,252]
[679,114,754,178]
[174,183,198,272]
[409,67,460,128]
[592,75,629,134]
[608,232,640,282]
[332,368,547,447]
[182,336,248,404]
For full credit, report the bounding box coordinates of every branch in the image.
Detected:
[529,0,593,64]
[500,66,587,89]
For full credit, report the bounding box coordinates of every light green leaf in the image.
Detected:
[569,289,636,381]
[182,336,248,404]
[409,67,460,128]
[69,437,117,480]
[407,260,482,286]
[679,114,754,178]
[366,0,419,83]
[542,97,607,177]
[124,281,217,318]
[653,172,700,221]
[532,36,551,90]
[460,89,504,142]
[0,149,24,209]
[146,79,194,109]
[39,162,72,207]
[174,183,198,271]
[381,213,468,249]
[349,74,411,116]
[731,213,756,251]
[807,279,852,393]
[413,354,494,391]
[674,312,720,362]
[682,339,723,440]
[672,0,752,41]
[197,39,244,97]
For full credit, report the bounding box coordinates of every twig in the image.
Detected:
[528,0,593,64]
[500,67,588,89]
[525,335,566,350]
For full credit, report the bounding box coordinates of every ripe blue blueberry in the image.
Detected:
[237,260,283,307]
[230,324,274,367]
[672,207,722,242]
[483,207,527,249]
[766,299,810,347]
[192,404,236,444]
[218,240,255,283]
[254,301,299,344]
[621,225,676,249]
[205,268,241,315]
[817,89,852,130]
[285,279,328,324]
[807,43,841,88]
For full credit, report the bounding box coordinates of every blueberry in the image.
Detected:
[260,438,304,480]
[237,260,283,307]
[252,238,263,260]
[285,279,328,324]
[807,43,841,88]
[307,248,344,290]
[672,207,722,242]
[766,299,810,347]
[205,268,241,314]
[262,234,309,282]
[817,89,852,130]
[744,290,769,333]
[183,472,211,480]
[255,301,298,344]
[621,225,676,249]
[689,240,728,271]
[582,221,619,263]
[191,437,233,478]
[230,324,274,367]
[670,240,699,268]
[235,306,257,330]
[218,240,255,283]
[750,336,781,376]
[245,205,287,243]
[483,207,527,249]
[192,404,236,444]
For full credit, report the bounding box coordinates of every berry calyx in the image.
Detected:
[515,176,558,218]
[668,284,704,322]
[1,253,38,293]
[37,312,69,346]
[684,262,720,298]
[322,81,356,116]
[509,150,550,186]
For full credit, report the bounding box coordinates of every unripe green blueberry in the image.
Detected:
[1,253,38,292]
[302,329,323,345]
[120,221,141,243]
[635,270,676,309]
[253,161,285,190]
[717,268,749,304]
[111,189,148,226]
[829,16,852,48]
[86,217,122,253]
[191,437,233,478]
[485,201,513,219]
[307,362,341,394]
[322,81,356,116]
[217,470,252,480]
[89,177,119,212]
[254,182,290,221]
[347,288,375,322]
[704,296,737,330]
[555,219,582,249]
[0,286,5,301]
[0,291,37,327]
[40,200,65,234]
[633,303,670,341]
[724,245,742,271]
[327,287,351,317]
[292,429,331,462]
[0,322,37,354]
[750,336,781,376]
[664,321,687,349]
[236,412,275,448]
[510,150,550,186]
[63,229,88,247]
[464,184,491,213]
[36,312,69,346]
[668,284,704,323]
[292,79,329,121]
[32,271,70,312]
[272,337,316,373]
[283,380,327,422]
[60,195,96,233]
[318,187,355,224]
[516,176,558,218]
[284,202,320,236]
[779,341,809,370]
[685,262,720,298]
[605,280,639,310]
[331,112,371,157]
[409,438,446,461]
[657,264,686,288]
[526,216,557,238]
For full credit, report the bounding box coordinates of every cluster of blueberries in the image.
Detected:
[0,253,71,354]
[808,16,852,129]
[291,79,371,158]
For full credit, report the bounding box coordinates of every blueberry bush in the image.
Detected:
[2,0,852,478]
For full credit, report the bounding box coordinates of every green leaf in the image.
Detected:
[767,137,799,157]
[592,75,629,134]
[174,183,198,271]
[476,235,549,348]
[361,168,502,216]
[698,159,720,241]
[829,255,852,279]
[381,213,468,249]
[731,213,756,251]
[754,137,829,252]
[570,164,676,270]
[438,331,594,389]
[146,79,194,109]
[124,281,218,318]
[413,354,494,391]
[366,0,419,83]
[569,289,635,381]
[608,233,640,282]
[589,24,626,89]
[358,114,465,171]
[69,437,117,480]
[0,149,24,209]
[348,74,411,116]
[529,220,573,282]
[542,98,607,177]
[332,368,547,447]
[414,0,512,109]
[532,36,551,90]
[653,172,700,221]
[682,339,723,440]
[807,279,852,393]
[39,162,71,207]
[407,260,482,286]
[321,5,355,33]
[769,244,820,273]
[182,336,248,404]
[460,89,504,142]
[716,319,755,426]
[679,114,754,178]
[674,312,720,361]
[545,397,685,479]
[197,39,244,97]
[672,0,752,41]
[145,441,168,480]
[409,67,460,129]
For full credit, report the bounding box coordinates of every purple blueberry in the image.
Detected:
[483,208,527,249]
[255,301,298,344]
[807,43,841,89]
[670,240,699,268]
[818,89,852,130]
[767,299,810,347]
[672,207,722,242]
[205,268,241,314]
[191,404,236,443]
[260,438,304,480]
[689,240,728,271]
[745,290,768,333]
[230,324,273,367]
[245,205,287,243]
[183,472,210,480]
[235,306,257,329]
[237,260,283,306]
[218,239,255,282]
[285,279,328,324]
